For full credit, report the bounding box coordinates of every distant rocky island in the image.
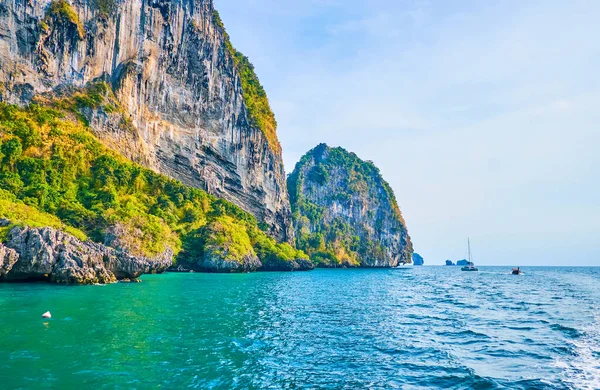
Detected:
[445,259,469,266]
[413,253,424,266]
[0,0,412,283]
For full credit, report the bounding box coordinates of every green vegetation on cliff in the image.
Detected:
[195,216,256,262]
[0,97,304,266]
[91,0,117,17]
[288,144,411,267]
[0,189,87,242]
[44,0,85,38]
[212,10,280,155]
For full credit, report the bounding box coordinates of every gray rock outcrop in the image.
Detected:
[0,244,19,276]
[197,250,314,273]
[199,247,261,273]
[0,226,172,284]
[259,257,315,272]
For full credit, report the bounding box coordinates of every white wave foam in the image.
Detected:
[552,314,600,389]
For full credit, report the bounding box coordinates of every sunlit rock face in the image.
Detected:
[0,225,172,284]
[0,0,293,242]
[288,144,413,268]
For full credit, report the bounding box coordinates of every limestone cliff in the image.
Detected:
[288,144,413,267]
[0,0,293,242]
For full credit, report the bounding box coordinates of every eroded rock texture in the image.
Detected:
[0,0,293,242]
[200,247,261,273]
[0,225,172,284]
[288,144,413,268]
[0,244,19,277]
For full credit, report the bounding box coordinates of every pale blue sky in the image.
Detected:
[215,0,600,266]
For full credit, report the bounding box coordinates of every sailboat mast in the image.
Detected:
[468,238,471,263]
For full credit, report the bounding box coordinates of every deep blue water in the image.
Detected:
[0,266,599,389]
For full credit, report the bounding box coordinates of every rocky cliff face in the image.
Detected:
[0,225,172,284]
[0,243,19,277]
[288,144,413,267]
[0,0,293,242]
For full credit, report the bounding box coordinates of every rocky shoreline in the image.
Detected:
[0,222,314,285]
[0,225,172,284]
[170,252,315,273]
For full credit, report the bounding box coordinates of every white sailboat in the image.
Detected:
[461,238,479,271]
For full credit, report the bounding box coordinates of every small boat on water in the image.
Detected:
[511,267,522,275]
[461,238,479,272]
[461,263,478,271]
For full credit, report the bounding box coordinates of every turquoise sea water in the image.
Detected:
[1,267,599,389]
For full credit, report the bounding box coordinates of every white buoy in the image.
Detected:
[42,311,51,319]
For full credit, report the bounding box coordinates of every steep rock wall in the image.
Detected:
[0,0,293,242]
[288,144,413,267]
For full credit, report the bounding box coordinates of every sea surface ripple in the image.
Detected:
[0,266,599,389]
